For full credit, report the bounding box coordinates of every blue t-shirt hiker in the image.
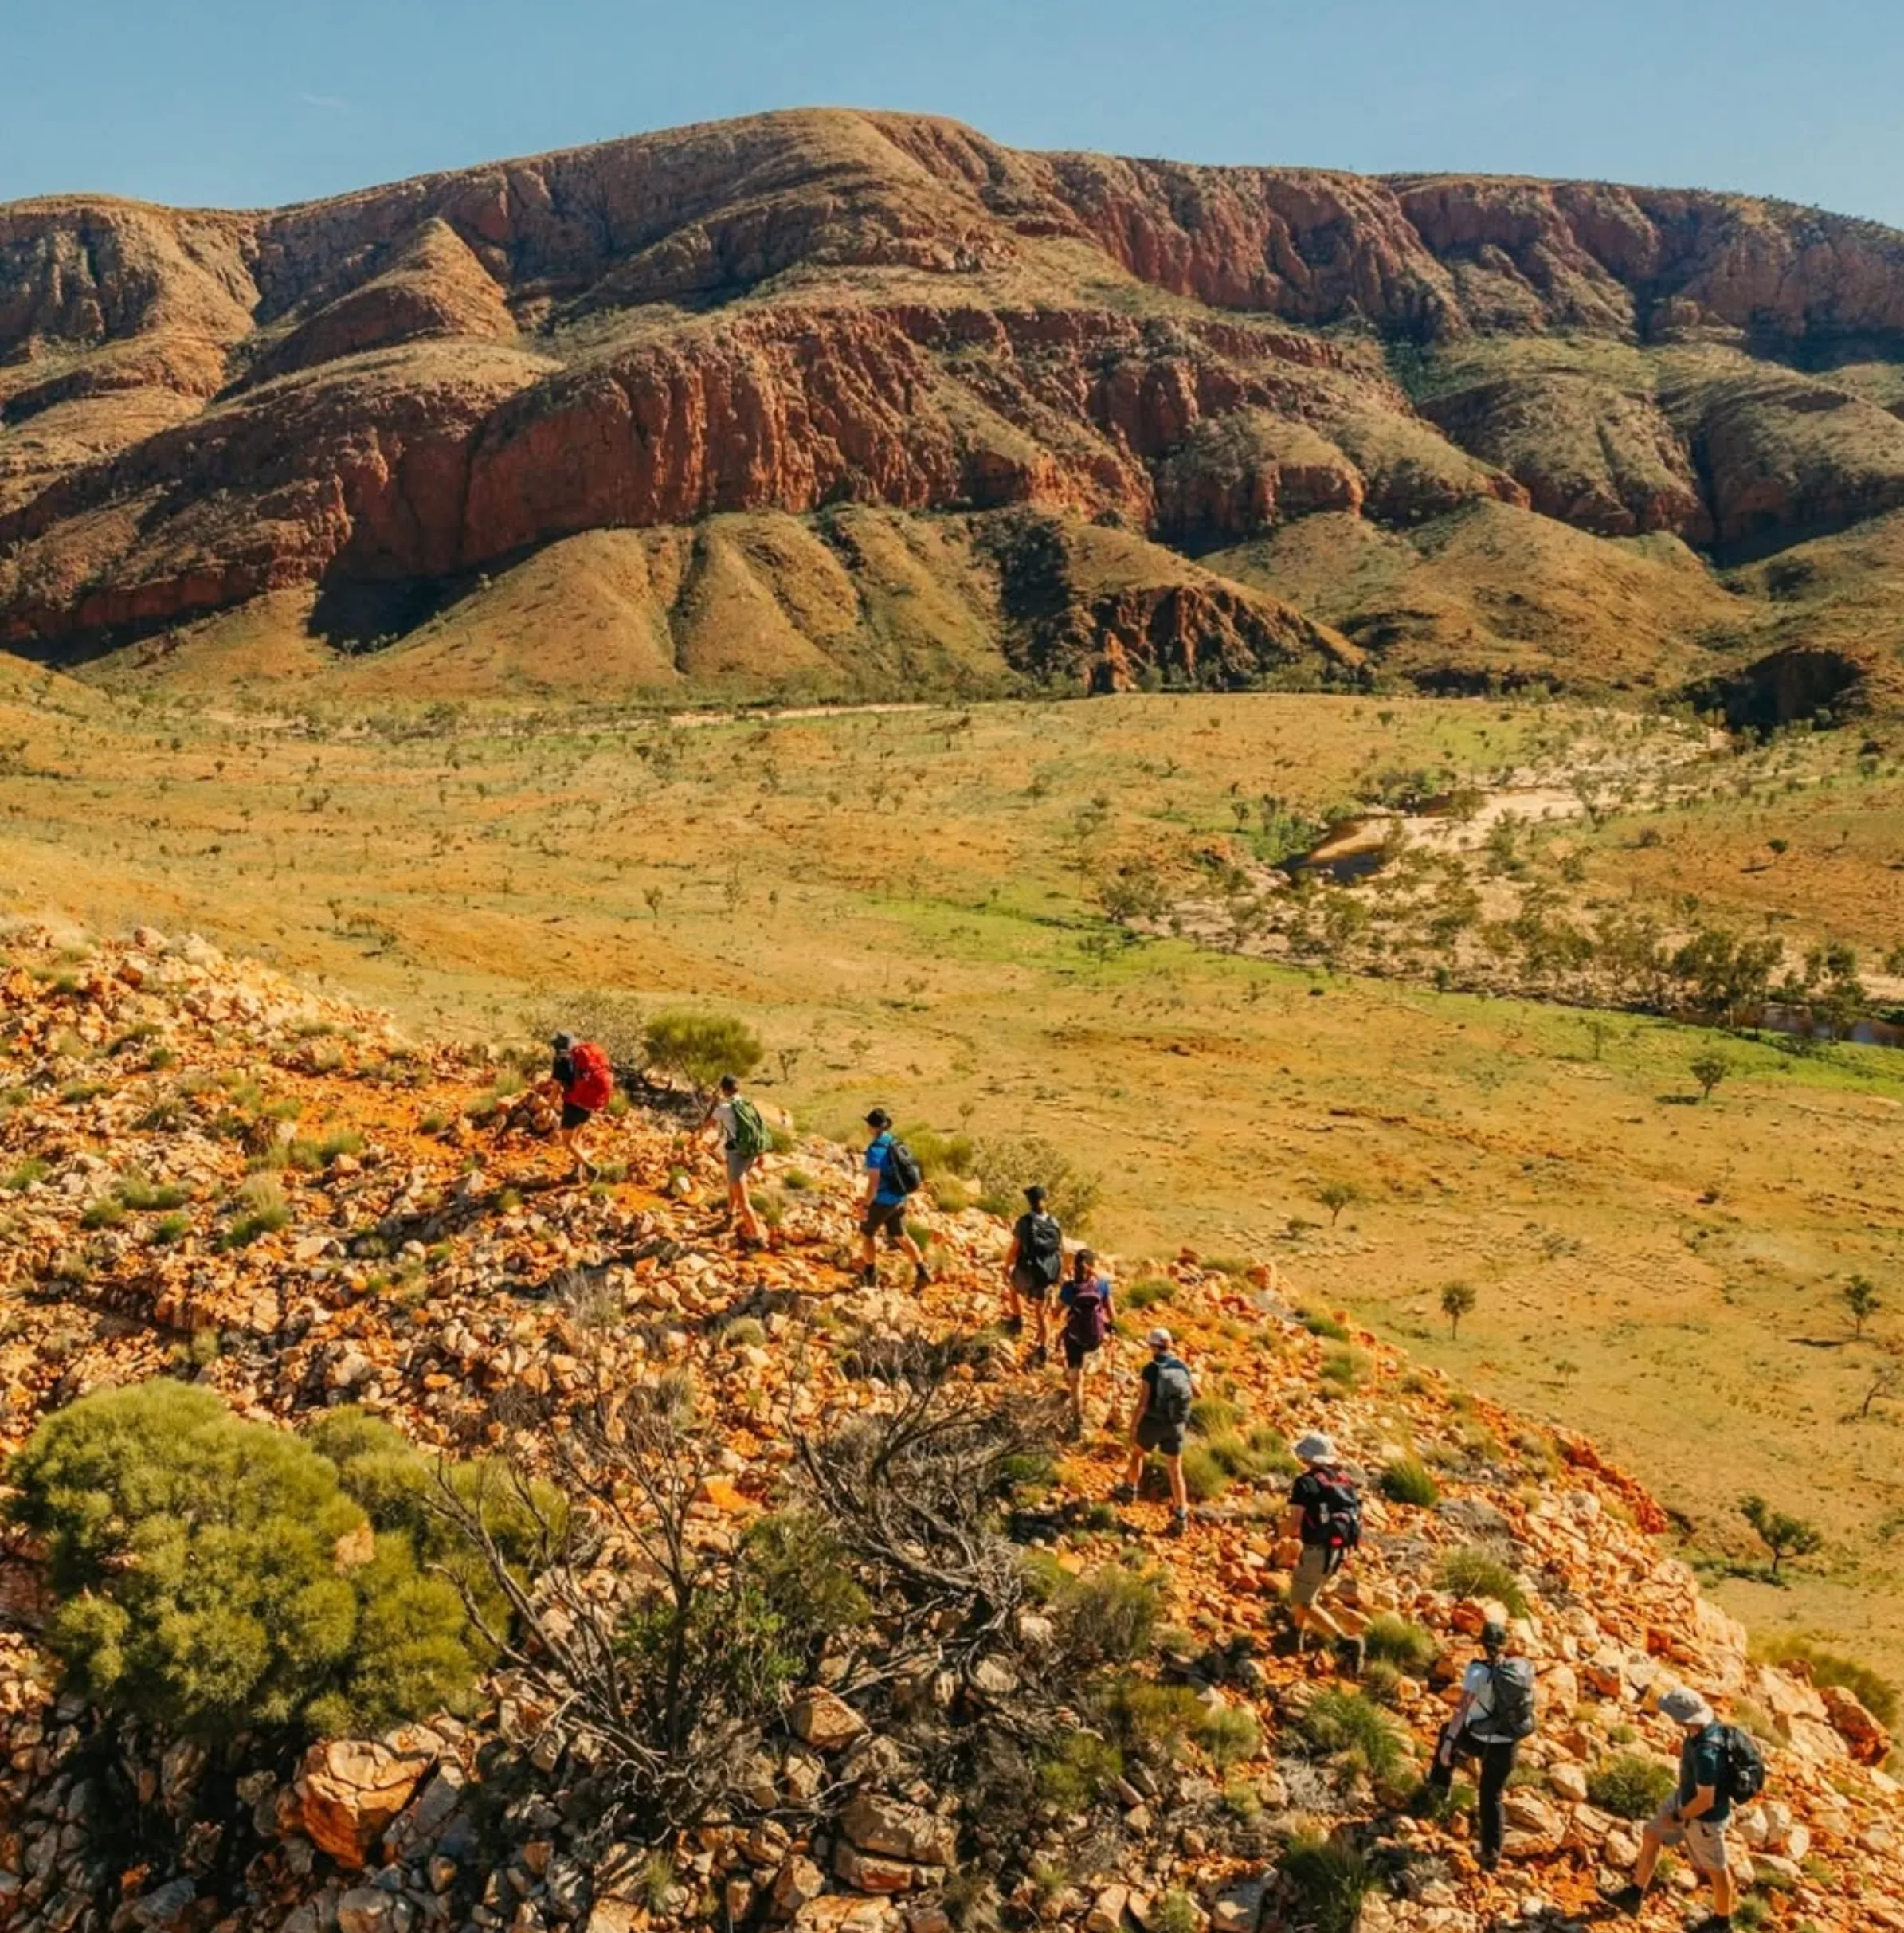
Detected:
[857,1108,931,1290]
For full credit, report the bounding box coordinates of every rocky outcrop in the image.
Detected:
[4,110,1904,670]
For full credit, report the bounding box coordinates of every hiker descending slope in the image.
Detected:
[547,1031,613,1179]
[1283,1432,1365,1672]
[1611,1685,1762,1931]
[699,1073,770,1249]
[1115,1327,1197,1536]
[1002,1183,1065,1363]
[1423,1615,1538,1872]
[858,1108,930,1289]
[1056,1247,1115,1432]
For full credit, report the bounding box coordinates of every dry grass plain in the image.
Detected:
[2,674,1902,1684]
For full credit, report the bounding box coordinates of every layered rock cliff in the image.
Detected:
[4,109,1904,696]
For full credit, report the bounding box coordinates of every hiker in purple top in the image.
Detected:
[1055,1248,1114,1433]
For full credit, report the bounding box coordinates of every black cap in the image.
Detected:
[719,1074,738,1093]
[1024,1184,1046,1206]
[550,1032,574,1052]
[864,1108,892,1130]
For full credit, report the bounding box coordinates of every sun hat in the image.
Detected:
[1294,1433,1337,1464]
[1659,1687,1714,1728]
[1147,1327,1173,1350]
[864,1108,892,1129]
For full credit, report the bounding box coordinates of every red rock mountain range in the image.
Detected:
[4,109,1904,700]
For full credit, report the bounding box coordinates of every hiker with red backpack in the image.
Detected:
[1055,1248,1115,1431]
[1114,1327,1197,1535]
[698,1073,770,1249]
[547,1032,613,1178]
[1423,1616,1538,1873]
[858,1108,931,1289]
[1003,1184,1065,1363]
[1283,1433,1365,1671]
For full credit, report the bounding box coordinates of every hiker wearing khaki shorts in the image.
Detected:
[1610,1687,1737,1931]
[1282,1433,1364,1672]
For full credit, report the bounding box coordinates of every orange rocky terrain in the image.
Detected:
[4,111,1904,706]
[1,923,1901,1933]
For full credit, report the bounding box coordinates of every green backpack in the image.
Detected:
[728,1096,772,1160]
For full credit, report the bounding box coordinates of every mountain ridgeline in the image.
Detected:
[3,109,1904,712]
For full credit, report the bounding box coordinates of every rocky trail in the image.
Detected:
[0,923,1899,1933]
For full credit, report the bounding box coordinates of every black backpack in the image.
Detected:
[1483,1659,1538,1742]
[883,1138,923,1197]
[1150,1355,1193,1426]
[1714,1724,1766,1804]
[1299,1469,1364,1570]
[1021,1213,1064,1285]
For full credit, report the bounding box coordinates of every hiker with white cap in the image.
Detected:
[1609,1684,1761,1931]
[1422,1613,1538,1873]
[1282,1432,1365,1671]
[1112,1327,1196,1534]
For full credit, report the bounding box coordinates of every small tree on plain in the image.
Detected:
[1317,1181,1364,1228]
[642,1011,764,1093]
[1739,1493,1824,1579]
[1844,1276,1881,1339]
[1690,1053,1730,1103]
[1440,1280,1477,1339]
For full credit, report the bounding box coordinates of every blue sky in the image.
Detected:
[6,0,1902,225]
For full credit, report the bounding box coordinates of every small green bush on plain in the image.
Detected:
[1298,1308,1350,1342]
[1586,1752,1676,1820]
[1124,1278,1176,1311]
[1178,1443,1230,1501]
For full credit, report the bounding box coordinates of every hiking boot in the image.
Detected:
[1111,1483,1137,1505]
[1338,1634,1366,1677]
[914,1264,931,1288]
[857,1265,878,1288]
[1476,1850,1499,1875]
[1168,1507,1189,1537]
[1602,1884,1644,1916]
[1003,1313,1023,1335]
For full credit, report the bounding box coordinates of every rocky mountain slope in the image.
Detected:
[0,921,1900,1933]
[4,112,1904,705]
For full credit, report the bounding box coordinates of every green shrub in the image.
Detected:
[1199,1705,1261,1769]
[1190,1396,1242,1437]
[151,1213,191,1246]
[971,1133,1101,1232]
[3,1158,48,1191]
[1755,1637,1898,1727]
[1054,1563,1164,1663]
[1363,1613,1437,1674]
[80,1197,125,1230]
[1436,1544,1529,1617]
[1319,1344,1365,1390]
[1124,1278,1176,1311]
[905,1127,975,1178]
[118,1174,188,1212]
[1095,1677,1206,1767]
[642,1010,762,1092]
[9,1384,508,1742]
[1150,1893,1198,1933]
[1298,1307,1350,1342]
[738,1511,871,1653]
[1036,1731,1123,1809]
[1586,1752,1677,1820]
[723,1316,767,1347]
[1178,1443,1230,1501]
[1279,1834,1375,1933]
[1379,1455,1440,1507]
[1296,1689,1409,1783]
